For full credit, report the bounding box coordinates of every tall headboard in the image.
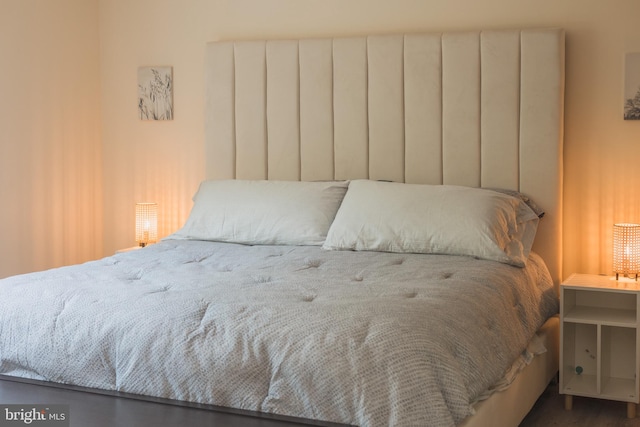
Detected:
[204,28,565,284]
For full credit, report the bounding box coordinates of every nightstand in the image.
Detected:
[560,273,640,418]
[115,246,142,254]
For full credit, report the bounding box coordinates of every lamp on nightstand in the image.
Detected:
[613,223,640,280]
[135,202,158,247]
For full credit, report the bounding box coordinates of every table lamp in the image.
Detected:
[613,223,640,280]
[135,202,158,247]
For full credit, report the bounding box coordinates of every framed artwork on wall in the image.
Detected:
[624,53,640,120]
[138,66,173,121]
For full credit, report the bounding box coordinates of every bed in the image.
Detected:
[0,28,564,427]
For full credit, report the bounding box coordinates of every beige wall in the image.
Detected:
[4,1,639,279]
[99,0,640,278]
[0,0,102,278]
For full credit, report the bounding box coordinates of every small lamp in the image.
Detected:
[613,223,640,280]
[135,202,158,247]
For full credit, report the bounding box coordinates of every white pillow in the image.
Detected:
[322,180,539,266]
[169,180,349,246]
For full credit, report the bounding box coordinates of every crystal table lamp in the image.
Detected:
[613,223,640,280]
[135,202,158,247]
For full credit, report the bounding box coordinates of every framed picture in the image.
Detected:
[624,53,640,120]
[138,66,173,121]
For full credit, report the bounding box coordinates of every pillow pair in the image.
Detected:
[170,179,539,266]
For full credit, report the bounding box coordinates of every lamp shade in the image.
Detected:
[135,202,158,247]
[613,223,640,280]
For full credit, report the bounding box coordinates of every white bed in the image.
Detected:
[0,28,564,427]
[203,27,564,426]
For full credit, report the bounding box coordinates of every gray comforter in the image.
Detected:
[0,240,558,426]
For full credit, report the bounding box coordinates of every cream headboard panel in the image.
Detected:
[205,28,565,284]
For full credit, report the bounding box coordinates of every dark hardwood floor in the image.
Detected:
[0,375,347,427]
[2,374,639,427]
[520,381,640,427]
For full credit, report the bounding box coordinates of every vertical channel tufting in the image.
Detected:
[480,31,521,190]
[333,37,369,180]
[300,39,335,181]
[234,41,268,179]
[266,40,301,181]
[205,41,236,179]
[404,34,443,185]
[519,29,565,286]
[204,29,564,284]
[367,35,405,183]
[441,32,481,187]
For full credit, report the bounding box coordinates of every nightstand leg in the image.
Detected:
[627,402,636,419]
[564,395,573,411]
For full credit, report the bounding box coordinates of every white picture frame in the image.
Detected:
[138,66,173,121]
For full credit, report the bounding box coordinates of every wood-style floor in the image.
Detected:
[2,375,639,426]
[520,381,640,427]
[0,375,343,427]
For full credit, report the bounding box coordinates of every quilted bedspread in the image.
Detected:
[0,240,558,426]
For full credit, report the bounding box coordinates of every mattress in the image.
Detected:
[0,240,558,426]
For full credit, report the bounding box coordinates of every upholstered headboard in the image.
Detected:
[204,28,565,284]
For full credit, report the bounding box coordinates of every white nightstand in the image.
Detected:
[115,246,142,254]
[560,273,640,418]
